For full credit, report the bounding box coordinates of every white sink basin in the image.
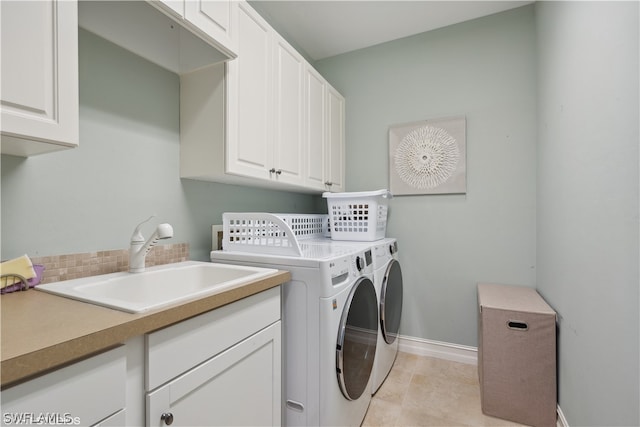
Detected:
[36,261,278,313]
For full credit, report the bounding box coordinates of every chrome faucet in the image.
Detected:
[129,216,174,273]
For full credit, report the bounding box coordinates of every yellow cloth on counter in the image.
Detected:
[0,254,36,289]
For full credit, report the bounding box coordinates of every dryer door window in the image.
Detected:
[336,277,378,401]
[381,259,403,344]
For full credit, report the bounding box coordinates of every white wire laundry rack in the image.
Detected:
[222,213,330,257]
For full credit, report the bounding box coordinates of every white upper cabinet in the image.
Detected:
[304,66,327,191]
[151,0,237,56]
[185,0,236,53]
[227,3,305,187]
[1,0,238,157]
[272,33,305,186]
[81,1,235,75]
[1,0,79,156]
[304,66,346,193]
[154,0,183,16]
[180,0,345,193]
[326,86,346,192]
[225,2,273,181]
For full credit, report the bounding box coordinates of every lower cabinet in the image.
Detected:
[1,346,126,427]
[1,287,281,427]
[146,322,281,426]
[145,287,282,426]
[94,409,127,427]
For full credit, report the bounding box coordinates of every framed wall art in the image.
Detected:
[389,115,466,195]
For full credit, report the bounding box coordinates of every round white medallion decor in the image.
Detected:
[394,125,460,189]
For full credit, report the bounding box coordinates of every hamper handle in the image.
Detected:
[507,320,528,330]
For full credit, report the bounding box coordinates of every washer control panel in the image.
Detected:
[328,249,373,287]
[329,256,350,280]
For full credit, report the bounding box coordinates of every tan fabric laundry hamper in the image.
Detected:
[477,283,557,427]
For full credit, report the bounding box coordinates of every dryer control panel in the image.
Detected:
[372,238,398,270]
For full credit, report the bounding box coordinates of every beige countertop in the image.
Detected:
[0,270,290,388]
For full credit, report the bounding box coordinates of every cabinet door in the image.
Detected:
[226,2,272,180]
[0,0,78,156]
[272,35,304,186]
[92,409,126,427]
[1,347,125,426]
[184,0,236,52]
[326,86,346,192]
[146,322,281,427]
[304,66,327,190]
[151,0,184,17]
[146,287,280,391]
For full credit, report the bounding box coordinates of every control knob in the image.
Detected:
[389,242,398,255]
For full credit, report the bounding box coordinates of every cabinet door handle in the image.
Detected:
[325,181,333,186]
[270,168,282,175]
[161,413,174,425]
[276,169,282,175]
[269,168,276,174]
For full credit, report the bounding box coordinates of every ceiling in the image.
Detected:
[248,1,534,61]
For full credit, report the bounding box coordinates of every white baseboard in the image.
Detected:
[397,334,478,365]
[556,405,569,427]
[397,334,568,427]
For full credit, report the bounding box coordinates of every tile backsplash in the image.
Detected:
[31,243,189,284]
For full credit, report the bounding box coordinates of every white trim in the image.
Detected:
[397,334,478,365]
[556,405,569,427]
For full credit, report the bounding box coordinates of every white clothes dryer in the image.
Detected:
[211,213,378,427]
[370,238,403,394]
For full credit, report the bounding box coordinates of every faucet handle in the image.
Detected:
[131,215,156,243]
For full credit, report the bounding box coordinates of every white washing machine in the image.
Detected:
[210,213,378,426]
[370,238,403,394]
[319,237,404,395]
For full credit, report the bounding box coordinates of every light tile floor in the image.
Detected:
[362,352,527,427]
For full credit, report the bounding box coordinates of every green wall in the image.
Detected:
[316,6,537,347]
[314,2,639,425]
[536,2,639,425]
[1,29,319,262]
